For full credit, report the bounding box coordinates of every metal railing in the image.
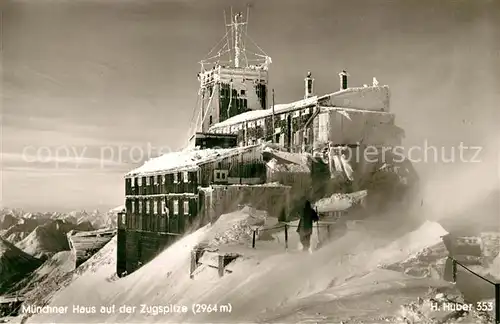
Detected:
[251,222,335,250]
[451,257,499,323]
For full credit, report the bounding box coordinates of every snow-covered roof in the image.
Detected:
[318,106,392,115]
[211,96,318,128]
[126,145,261,177]
[316,85,389,100]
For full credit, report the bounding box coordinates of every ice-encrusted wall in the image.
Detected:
[314,108,402,148]
[319,86,391,112]
[200,67,268,133]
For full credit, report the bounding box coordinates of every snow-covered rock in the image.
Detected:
[15,220,76,259]
[0,213,19,230]
[314,190,367,213]
[480,232,500,264]
[380,241,449,279]
[375,221,449,267]
[397,291,496,324]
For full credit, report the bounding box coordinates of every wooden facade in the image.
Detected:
[193,132,238,149]
[209,104,319,152]
[118,145,268,276]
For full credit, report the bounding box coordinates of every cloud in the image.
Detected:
[1,151,131,174]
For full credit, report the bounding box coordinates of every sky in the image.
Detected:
[1,0,499,212]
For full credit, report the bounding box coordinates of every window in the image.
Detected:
[161,200,166,214]
[146,177,150,186]
[293,111,300,118]
[131,201,135,212]
[214,169,228,181]
[184,201,189,215]
[303,108,310,115]
[162,175,166,184]
[183,171,189,183]
[280,114,286,120]
[131,178,135,187]
[173,173,178,183]
[146,200,150,213]
[243,99,248,109]
[173,200,179,215]
[153,201,158,214]
[137,177,142,186]
[154,176,158,185]
[240,89,246,96]
[121,214,126,225]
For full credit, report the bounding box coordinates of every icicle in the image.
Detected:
[227,79,233,117]
[337,109,351,121]
[340,154,354,181]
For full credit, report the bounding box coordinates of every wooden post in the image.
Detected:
[272,89,275,144]
[284,224,288,250]
[495,283,500,324]
[452,258,457,283]
[218,255,225,277]
[252,230,256,248]
[190,250,196,279]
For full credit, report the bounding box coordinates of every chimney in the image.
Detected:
[339,70,348,90]
[304,71,314,99]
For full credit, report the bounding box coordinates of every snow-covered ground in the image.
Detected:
[19,207,476,324]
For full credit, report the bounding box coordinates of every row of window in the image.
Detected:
[129,199,190,216]
[131,171,190,187]
[220,88,246,97]
[211,107,312,134]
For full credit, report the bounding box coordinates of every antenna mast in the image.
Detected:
[229,12,247,68]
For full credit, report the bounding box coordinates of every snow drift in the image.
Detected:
[204,206,268,247]
[25,208,459,323]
